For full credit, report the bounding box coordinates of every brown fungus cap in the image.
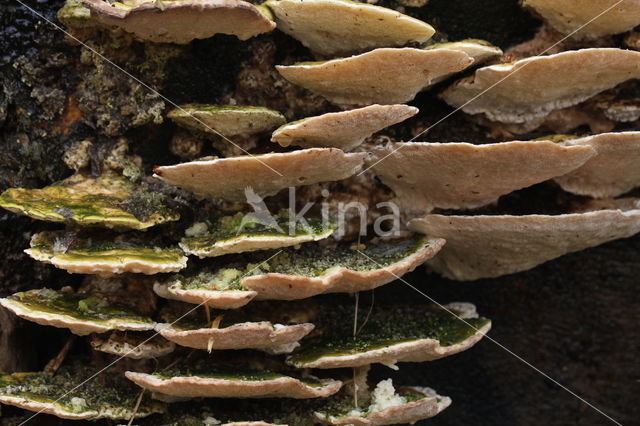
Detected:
[264,0,435,56]
[522,0,640,39]
[83,0,275,43]
[125,371,342,399]
[408,201,640,280]
[554,132,640,198]
[153,148,366,201]
[168,105,286,138]
[440,48,640,123]
[277,48,473,107]
[156,321,314,353]
[153,282,257,309]
[368,141,595,214]
[425,39,503,84]
[271,105,418,151]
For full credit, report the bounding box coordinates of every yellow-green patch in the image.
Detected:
[168,104,286,137]
[180,213,336,257]
[0,174,179,230]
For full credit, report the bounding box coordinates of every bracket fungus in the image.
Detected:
[522,0,640,40]
[83,0,276,43]
[288,304,490,369]
[264,0,435,56]
[89,331,176,359]
[125,369,342,399]
[425,39,503,84]
[168,105,286,138]
[441,48,640,123]
[277,48,474,106]
[25,231,188,275]
[368,140,596,213]
[553,132,640,198]
[154,148,366,201]
[180,213,336,258]
[0,288,155,336]
[0,174,179,230]
[271,104,418,151]
[315,381,451,425]
[409,202,640,280]
[0,368,164,420]
[156,320,314,353]
[156,237,443,308]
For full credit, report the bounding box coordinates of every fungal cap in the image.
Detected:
[0,289,155,336]
[316,382,451,425]
[89,332,176,359]
[265,0,435,56]
[25,231,188,275]
[425,39,503,84]
[241,237,445,300]
[368,140,596,213]
[554,131,640,198]
[125,370,342,398]
[271,104,418,151]
[153,148,366,201]
[168,105,286,138]
[522,0,640,39]
[277,48,473,106]
[156,321,314,352]
[0,174,179,230]
[440,48,640,123]
[408,201,640,280]
[153,281,257,309]
[180,214,337,258]
[288,304,490,369]
[83,0,276,43]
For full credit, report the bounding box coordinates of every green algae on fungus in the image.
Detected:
[180,213,336,258]
[0,174,179,230]
[84,0,276,43]
[287,305,490,368]
[57,0,95,29]
[125,367,342,399]
[155,236,444,306]
[26,231,188,275]
[265,0,435,56]
[0,288,155,336]
[168,104,286,138]
[0,367,164,420]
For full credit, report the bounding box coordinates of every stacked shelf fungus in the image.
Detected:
[1,0,639,423]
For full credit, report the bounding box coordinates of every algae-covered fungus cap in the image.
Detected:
[155,236,443,306]
[368,140,595,214]
[264,0,435,56]
[0,174,179,230]
[168,105,286,138]
[125,368,342,398]
[271,104,418,151]
[0,288,156,336]
[315,380,451,425]
[0,367,164,420]
[276,48,473,107]
[408,200,640,280]
[440,48,640,123]
[522,0,640,39]
[153,148,366,201]
[83,0,276,43]
[25,231,188,275]
[287,304,490,369]
[179,213,336,258]
[553,131,640,198]
[89,331,176,359]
